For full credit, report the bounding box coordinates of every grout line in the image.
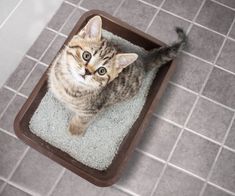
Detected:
[160,7,193,24]
[149,1,211,195]
[212,17,235,64]
[154,113,235,153]
[169,81,235,112]
[47,169,65,196]
[113,184,140,196]
[64,0,89,12]
[0,177,40,196]
[168,163,205,181]
[0,0,24,29]
[153,113,184,128]
[169,81,198,95]
[141,0,235,43]
[0,3,85,194]
[77,5,89,12]
[182,50,235,76]
[46,27,68,38]
[211,0,235,11]
[154,112,235,151]
[214,63,235,76]
[138,0,159,9]
[0,93,17,120]
[207,181,235,196]
[136,146,235,195]
[199,16,235,196]
[0,147,30,195]
[185,0,206,35]
[0,128,18,139]
[184,128,221,146]
[223,145,235,153]
[135,148,166,164]
[144,0,167,32]
[113,0,126,16]
[25,55,49,67]
[64,0,78,7]
[199,112,235,196]
[3,85,28,98]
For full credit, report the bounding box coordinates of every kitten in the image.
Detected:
[48,16,186,135]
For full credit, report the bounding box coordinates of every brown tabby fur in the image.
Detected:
[48,16,186,135]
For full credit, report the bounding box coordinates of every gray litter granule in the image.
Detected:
[29,30,158,170]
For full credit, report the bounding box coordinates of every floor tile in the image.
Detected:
[172,53,212,92]
[202,67,235,108]
[216,39,235,73]
[155,84,196,125]
[0,0,20,24]
[5,57,36,90]
[51,170,103,196]
[142,0,163,6]
[66,0,80,5]
[117,151,164,196]
[0,88,14,114]
[215,0,235,8]
[147,11,190,45]
[203,184,232,196]
[162,0,203,20]
[0,0,63,87]
[196,0,234,35]
[101,187,129,196]
[138,116,181,160]
[186,25,224,62]
[115,0,156,31]
[47,2,75,31]
[153,165,204,196]
[81,0,122,15]
[11,148,62,196]
[61,8,85,35]
[210,148,235,192]
[225,120,235,149]
[19,64,47,96]
[229,23,235,39]
[0,131,27,178]
[170,131,219,178]
[0,179,5,191]
[27,29,55,59]
[187,97,233,142]
[1,184,30,196]
[41,35,66,65]
[0,95,26,134]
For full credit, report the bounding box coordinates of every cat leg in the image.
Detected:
[69,114,91,135]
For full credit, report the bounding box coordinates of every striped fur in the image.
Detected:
[48,16,186,135]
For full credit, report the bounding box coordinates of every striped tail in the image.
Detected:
[144,27,187,70]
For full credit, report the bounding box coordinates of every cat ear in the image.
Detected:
[115,53,138,71]
[78,15,102,40]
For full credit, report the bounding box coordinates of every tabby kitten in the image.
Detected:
[48,16,186,135]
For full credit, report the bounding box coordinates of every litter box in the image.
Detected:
[14,10,176,186]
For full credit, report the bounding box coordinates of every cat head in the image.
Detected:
[64,15,138,89]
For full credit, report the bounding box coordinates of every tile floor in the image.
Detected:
[0,0,235,195]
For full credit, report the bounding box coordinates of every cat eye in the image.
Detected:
[97,67,107,75]
[82,51,91,61]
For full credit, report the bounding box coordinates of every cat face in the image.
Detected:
[64,16,138,89]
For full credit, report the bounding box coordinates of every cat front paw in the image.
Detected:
[68,123,85,136]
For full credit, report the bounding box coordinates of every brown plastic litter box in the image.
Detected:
[14,10,176,187]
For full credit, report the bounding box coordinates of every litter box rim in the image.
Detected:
[14,10,176,187]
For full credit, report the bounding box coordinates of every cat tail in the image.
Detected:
[144,27,187,71]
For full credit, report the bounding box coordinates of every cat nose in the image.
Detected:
[85,68,92,75]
